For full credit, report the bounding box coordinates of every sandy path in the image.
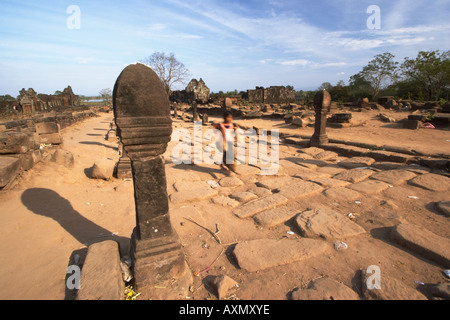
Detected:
[0,113,135,300]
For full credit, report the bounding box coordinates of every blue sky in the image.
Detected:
[0,0,449,96]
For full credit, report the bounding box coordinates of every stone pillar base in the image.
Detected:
[130,230,193,300]
[116,157,132,179]
[310,135,329,147]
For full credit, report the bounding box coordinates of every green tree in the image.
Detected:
[352,52,399,99]
[400,50,450,101]
[318,82,333,91]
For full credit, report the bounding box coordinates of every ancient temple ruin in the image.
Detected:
[170,78,210,104]
[247,86,295,104]
[16,86,78,113]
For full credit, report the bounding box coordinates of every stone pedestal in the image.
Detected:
[113,63,192,299]
[310,90,330,147]
[116,145,132,179]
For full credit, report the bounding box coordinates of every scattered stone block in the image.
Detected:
[0,156,20,188]
[295,208,366,240]
[370,170,416,185]
[35,122,59,134]
[436,201,450,217]
[361,273,427,300]
[253,206,300,228]
[0,132,33,154]
[291,278,359,300]
[91,158,115,180]
[403,119,421,129]
[408,173,450,192]
[333,169,375,183]
[233,193,288,219]
[77,240,124,300]
[233,238,327,272]
[207,275,239,300]
[391,224,450,268]
[51,149,74,168]
[346,180,391,194]
[39,133,63,145]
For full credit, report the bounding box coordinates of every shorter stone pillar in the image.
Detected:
[310,90,330,147]
[192,101,199,121]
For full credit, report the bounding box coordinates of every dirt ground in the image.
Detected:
[0,110,448,300]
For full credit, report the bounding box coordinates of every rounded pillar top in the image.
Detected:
[313,89,332,109]
[113,63,172,160]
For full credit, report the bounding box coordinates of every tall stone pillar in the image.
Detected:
[310,89,331,147]
[113,63,192,299]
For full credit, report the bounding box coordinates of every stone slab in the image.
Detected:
[229,192,258,203]
[338,157,375,169]
[294,171,330,181]
[362,274,427,300]
[0,132,33,154]
[233,193,288,219]
[292,278,359,300]
[274,179,323,200]
[0,156,20,188]
[253,206,300,228]
[295,208,366,240]
[256,176,294,190]
[211,196,240,208]
[219,176,244,188]
[370,170,416,185]
[391,224,450,268]
[323,187,361,202]
[77,240,124,300]
[408,173,450,192]
[173,181,211,192]
[333,169,375,183]
[346,180,391,194]
[233,238,328,272]
[311,178,350,188]
[170,188,218,204]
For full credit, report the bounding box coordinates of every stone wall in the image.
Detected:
[247,86,295,104]
[0,109,99,188]
[17,86,78,114]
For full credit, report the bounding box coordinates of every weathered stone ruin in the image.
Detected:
[170,78,210,104]
[17,86,78,114]
[247,86,295,104]
[186,78,210,104]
